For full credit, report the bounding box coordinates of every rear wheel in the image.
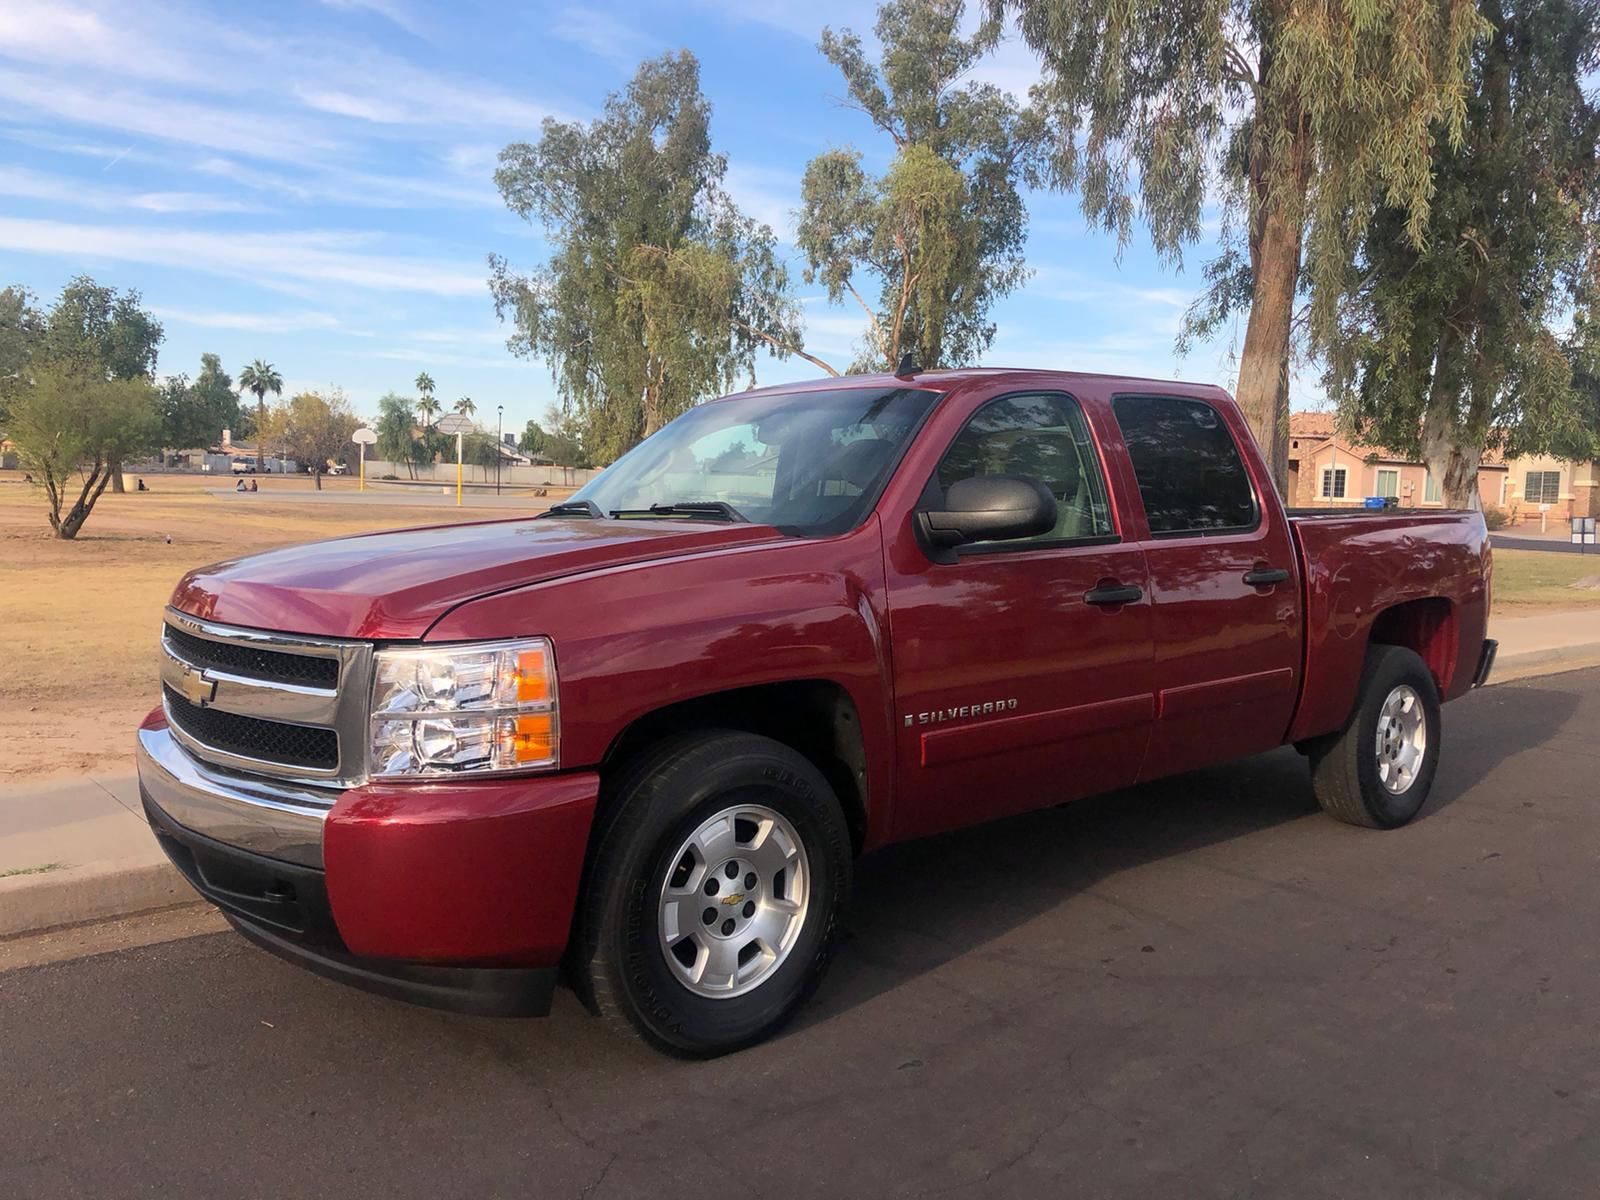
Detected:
[1310,645,1442,829]
[573,731,851,1057]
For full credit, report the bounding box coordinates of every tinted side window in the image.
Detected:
[935,392,1113,547]
[1113,395,1258,536]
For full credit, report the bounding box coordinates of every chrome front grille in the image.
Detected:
[159,610,374,787]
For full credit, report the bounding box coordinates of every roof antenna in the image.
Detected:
[894,349,920,378]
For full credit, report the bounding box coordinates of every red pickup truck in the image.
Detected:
[137,369,1494,1055]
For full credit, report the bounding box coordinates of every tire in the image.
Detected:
[572,731,852,1057]
[1310,645,1442,829]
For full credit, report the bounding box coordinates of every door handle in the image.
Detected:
[1244,566,1290,587]
[1084,582,1143,606]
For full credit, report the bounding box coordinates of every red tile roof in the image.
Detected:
[1288,411,1506,468]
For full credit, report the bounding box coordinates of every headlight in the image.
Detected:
[369,638,558,778]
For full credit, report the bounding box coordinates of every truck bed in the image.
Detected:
[1284,507,1491,744]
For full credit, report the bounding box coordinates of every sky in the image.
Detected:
[0,0,1271,437]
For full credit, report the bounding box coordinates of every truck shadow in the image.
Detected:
[802,677,1583,1029]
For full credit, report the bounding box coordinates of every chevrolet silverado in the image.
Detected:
[137,368,1494,1056]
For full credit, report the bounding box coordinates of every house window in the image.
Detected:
[1375,469,1399,499]
[1424,474,1441,503]
[1320,467,1347,499]
[1525,470,1561,505]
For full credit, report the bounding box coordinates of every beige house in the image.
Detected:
[1500,453,1600,522]
[1286,413,1506,510]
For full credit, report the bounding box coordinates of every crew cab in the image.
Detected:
[136,369,1494,1056]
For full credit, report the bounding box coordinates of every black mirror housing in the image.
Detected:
[920,475,1057,551]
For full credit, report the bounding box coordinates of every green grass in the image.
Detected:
[0,862,65,879]
[1493,549,1600,611]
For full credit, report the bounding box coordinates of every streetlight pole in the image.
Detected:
[497,405,503,497]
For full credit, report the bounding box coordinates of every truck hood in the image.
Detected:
[170,518,785,640]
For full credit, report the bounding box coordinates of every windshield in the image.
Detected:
[568,386,941,535]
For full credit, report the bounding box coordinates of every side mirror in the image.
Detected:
[919,475,1057,551]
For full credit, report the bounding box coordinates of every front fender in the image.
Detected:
[423,519,897,844]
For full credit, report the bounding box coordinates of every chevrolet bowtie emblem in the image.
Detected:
[178,665,218,708]
[720,892,745,907]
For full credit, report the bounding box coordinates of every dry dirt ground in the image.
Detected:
[0,471,569,784]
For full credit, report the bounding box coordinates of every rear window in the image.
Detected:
[1113,395,1258,536]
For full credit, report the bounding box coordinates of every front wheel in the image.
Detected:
[1310,645,1442,829]
[573,731,852,1057]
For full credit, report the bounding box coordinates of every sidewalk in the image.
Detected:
[0,772,190,938]
[1489,608,1600,681]
[4,608,1600,942]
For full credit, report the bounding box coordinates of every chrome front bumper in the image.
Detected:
[136,724,334,868]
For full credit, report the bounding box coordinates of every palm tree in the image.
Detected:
[415,371,435,407]
[454,395,476,418]
[237,360,283,471]
[416,394,442,428]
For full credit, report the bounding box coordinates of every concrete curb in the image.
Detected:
[0,858,189,941]
[1488,643,1600,685]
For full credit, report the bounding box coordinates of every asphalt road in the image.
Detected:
[1492,532,1598,555]
[5,670,1600,1199]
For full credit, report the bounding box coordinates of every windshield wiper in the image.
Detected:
[539,499,604,519]
[609,501,748,523]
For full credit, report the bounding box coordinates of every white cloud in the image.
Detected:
[0,2,563,164]
[693,0,870,40]
[0,216,487,296]
[151,307,344,334]
[294,87,410,125]
[723,163,801,239]
[317,0,424,36]
[551,7,657,69]
[407,327,511,347]
[965,30,1042,101]
[0,0,198,84]
[364,346,523,370]
[794,303,869,358]
[194,156,499,212]
[0,165,263,214]
[1028,264,1193,311]
[0,68,339,162]
[444,144,502,174]
[288,61,560,131]
[129,191,262,214]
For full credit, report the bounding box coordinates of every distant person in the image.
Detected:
[249,479,258,493]
[235,478,247,492]
[136,478,148,492]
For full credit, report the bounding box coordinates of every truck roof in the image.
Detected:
[728,366,1232,402]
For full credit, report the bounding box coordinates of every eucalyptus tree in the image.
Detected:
[1003,0,1486,491]
[1320,0,1600,507]
[798,0,1048,371]
[490,51,819,463]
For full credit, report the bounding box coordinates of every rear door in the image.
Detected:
[1109,394,1303,780]
[884,390,1156,840]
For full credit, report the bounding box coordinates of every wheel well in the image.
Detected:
[1367,598,1458,691]
[600,681,870,853]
